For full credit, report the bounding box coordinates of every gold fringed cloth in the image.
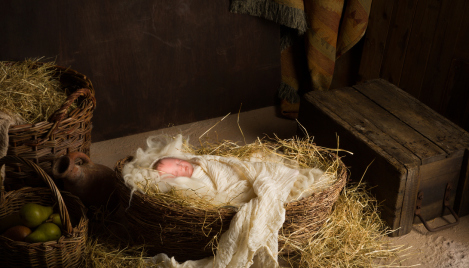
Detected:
[230,0,372,119]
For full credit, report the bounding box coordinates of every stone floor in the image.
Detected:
[90,106,469,267]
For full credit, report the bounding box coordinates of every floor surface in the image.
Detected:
[91,106,469,267]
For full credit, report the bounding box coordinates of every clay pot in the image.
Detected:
[52,152,119,212]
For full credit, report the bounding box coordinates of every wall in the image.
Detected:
[359,0,469,132]
[0,0,280,142]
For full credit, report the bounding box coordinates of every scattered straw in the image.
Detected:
[0,58,71,124]
[279,182,412,268]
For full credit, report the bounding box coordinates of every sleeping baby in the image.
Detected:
[150,154,330,205]
[122,134,334,206]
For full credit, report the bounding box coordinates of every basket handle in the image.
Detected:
[45,87,96,139]
[0,156,74,235]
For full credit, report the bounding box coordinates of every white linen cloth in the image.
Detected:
[147,155,299,268]
[122,134,333,268]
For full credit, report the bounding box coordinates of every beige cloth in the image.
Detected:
[0,111,25,178]
[148,155,300,268]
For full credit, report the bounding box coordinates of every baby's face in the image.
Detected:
[156,158,194,178]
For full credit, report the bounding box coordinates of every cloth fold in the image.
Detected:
[230,0,372,118]
[147,155,300,268]
[0,111,25,178]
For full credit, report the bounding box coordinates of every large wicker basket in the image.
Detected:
[4,63,96,191]
[0,156,88,267]
[114,150,347,261]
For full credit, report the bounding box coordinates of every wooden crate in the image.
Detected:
[298,79,469,236]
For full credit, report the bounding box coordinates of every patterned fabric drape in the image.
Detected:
[230,0,372,119]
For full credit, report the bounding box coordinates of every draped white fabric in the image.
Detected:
[148,155,299,268]
[122,134,333,267]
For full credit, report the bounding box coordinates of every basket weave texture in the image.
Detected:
[0,156,88,268]
[114,150,347,261]
[5,63,96,191]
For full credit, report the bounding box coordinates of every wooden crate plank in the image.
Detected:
[421,0,466,113]
[398,165,420,236]
[329,87,446,164]
[399,0,443,99]
[419,154,463,180]
[358,0,396,81]
[353,79,469,156]
[379,0,419,85]
[455,150,469,215]
[306,90,421,166]
[418,157,462,218]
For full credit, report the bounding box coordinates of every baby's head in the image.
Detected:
[153,157,194,178]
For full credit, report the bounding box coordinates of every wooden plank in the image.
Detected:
[358,0,396,82]
[451,1,469,61]
[455,149,469,216]
[441,59,469,131]
[421,0,466,114]
[420,154,464,179]
[397,165,420,236]
[328,87,446,164]
[399,0,443,99]
[0,0,280,142]
[417,156,462,221]
[306,90,422,166]
[353,79,469,156]
[379,0,419,85]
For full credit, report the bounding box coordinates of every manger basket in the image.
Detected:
[114,144,348,261]
[0,156,88,268]
[4,62,96,191]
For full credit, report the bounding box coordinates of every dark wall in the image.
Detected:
[359,0,469,132]
[1,0,280,142]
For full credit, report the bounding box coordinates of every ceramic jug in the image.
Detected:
[52,151,119,212]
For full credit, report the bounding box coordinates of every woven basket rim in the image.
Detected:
[6,62,96,129]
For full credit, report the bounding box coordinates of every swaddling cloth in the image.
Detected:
[149,155,329,206]
[149,154,301,268]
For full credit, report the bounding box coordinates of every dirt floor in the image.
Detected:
[91,106,469,267]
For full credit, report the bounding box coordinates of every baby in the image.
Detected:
[150,155,329,205]
[153,157,194,178]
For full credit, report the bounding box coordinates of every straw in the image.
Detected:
[0,58,71,124]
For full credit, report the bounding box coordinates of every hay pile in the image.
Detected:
[279,182,409,267]
[83,135,410,267]
[0,58,69,124]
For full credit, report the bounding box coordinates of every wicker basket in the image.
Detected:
[114,150,347,261]
[0,156,88,267]
[4,63,96,191]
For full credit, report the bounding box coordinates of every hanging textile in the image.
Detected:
[230,0,372,119]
